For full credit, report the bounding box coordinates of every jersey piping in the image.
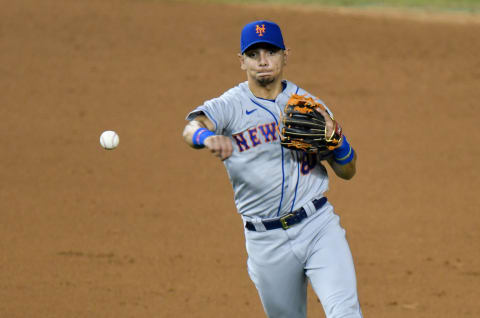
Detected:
[290,152,301,213]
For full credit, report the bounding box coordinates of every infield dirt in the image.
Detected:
[0,0,479,317]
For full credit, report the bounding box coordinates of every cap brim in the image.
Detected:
[241,40,285,54]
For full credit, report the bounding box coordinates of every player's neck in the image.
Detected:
[248,78,283,101]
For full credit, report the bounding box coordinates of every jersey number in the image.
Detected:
[300,153,317,175]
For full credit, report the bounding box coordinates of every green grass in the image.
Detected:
[198,0,480,13]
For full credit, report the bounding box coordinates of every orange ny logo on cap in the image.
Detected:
[256,24,266,37]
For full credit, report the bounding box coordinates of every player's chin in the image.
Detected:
[256,75,275,86]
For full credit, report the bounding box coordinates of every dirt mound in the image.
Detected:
[0,0,478,317]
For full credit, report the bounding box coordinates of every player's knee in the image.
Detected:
[262,304,306,318]
[325,303,363,318]
[323,292,362,318]
[258,291,307,318]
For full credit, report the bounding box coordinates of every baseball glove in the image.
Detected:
[280,94,342,153]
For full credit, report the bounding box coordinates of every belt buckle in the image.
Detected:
[280,213,295,230]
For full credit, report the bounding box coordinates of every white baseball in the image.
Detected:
[99,130,120,150]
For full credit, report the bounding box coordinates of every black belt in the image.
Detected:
[245,197,327,231]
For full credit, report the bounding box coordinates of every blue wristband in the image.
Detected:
[192,128,215,148]
[333,136,355,165]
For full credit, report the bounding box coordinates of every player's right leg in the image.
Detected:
[245,228,308,318]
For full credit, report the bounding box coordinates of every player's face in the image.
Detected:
[239,44,288,87]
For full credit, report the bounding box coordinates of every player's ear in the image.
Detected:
[238,53,247,70]
[283,48,290,66]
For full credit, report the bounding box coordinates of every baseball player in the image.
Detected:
[182,20,362,318]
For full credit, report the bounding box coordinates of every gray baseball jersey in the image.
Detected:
[186,79,363,318]
[186,80,332,219]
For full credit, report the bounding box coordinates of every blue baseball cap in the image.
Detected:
[240,20,285,54]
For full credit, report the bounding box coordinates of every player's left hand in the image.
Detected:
[315,107,343,148]
[280,94,343,153]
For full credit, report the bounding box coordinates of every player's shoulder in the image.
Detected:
[285,80,333,115]
[287,82,325,105]
[206,81,245,104]
[192,82,249,121]
[221,81,249,100]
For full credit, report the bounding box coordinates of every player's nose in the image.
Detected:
[258,51,269,66]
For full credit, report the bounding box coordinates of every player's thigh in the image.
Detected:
[305,224,362,318]
[245,230,308,318]
[247,255,307,318]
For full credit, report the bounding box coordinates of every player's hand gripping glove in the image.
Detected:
[280,94,343,153]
